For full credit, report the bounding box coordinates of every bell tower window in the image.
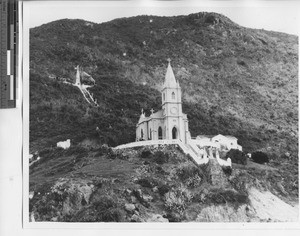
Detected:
[172,92,175,99]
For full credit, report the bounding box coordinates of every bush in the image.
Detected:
[225,149,247,165]
[158,184,171,196]
[252,151,269,164]
[207,189,249,206]
[136,177,157,188]
[222,166,232,176]
[141,150,152,159]
[164,185,192,213]
[93,196,116,211]
[177,165,202,181]
[100,208,124,222]
[153,151,169,164]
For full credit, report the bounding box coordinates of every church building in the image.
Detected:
[136,60,191,144]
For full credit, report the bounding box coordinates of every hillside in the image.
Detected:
[29,144,298,222]
[30,12,298,160]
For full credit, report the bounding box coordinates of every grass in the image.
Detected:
[29,142,298,222]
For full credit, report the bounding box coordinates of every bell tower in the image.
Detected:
[161,59,184,141]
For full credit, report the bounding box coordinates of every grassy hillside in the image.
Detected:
[29,144,298,222]
[30,12,298,159]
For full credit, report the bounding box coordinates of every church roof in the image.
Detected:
[138,111,146,123]
[197,135,215,139]
[151,109,163,118]
[164,60,177,88]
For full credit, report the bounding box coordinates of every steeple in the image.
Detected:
[164,59,177,88]
[138,108,146,123]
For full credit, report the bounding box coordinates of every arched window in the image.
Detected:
[149,129,152,140]
[158,127,163,140]
[141,129,144,139]
[172,127,177,139]
[172,92,175,99]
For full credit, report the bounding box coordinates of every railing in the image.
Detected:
[114,139,231,167]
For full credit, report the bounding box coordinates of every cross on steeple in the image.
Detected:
[150,108,154,114]
[163,58,177,87]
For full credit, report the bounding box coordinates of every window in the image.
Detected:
[163,93,165,101]
[150,129,152,140]
[141,129,143,139]
[172,127,177,139]
[158,127,162,139]
[172,92,175,99]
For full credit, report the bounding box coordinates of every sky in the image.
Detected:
[26,0,300,35]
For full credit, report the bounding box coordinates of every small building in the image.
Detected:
[212,134,242,151]
[195,134,242,151]
[195,135,220,148]
[136,60,191,144]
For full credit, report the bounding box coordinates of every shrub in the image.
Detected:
[153,151,169,164]
[95,144,112,156]
[158,184,171,196]
[136,177,156,188]
[100,208,124,222]
[252,151,269,164]
[164,185,192,213]
[207,189,249,206]
[141,150,152,159]
[222,166,232,176]
[177,165,202,181]
[225,149,247,165]
[93,196,116,211]
[72,195,124,222]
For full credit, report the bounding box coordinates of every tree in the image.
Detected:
[225,149,247,165]
[252,151,269,164]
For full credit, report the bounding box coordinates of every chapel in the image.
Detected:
[136,60,191,144]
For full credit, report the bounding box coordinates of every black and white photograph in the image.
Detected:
[24,0,299,225]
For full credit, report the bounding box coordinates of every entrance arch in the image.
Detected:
[172,127,177,139]
[158,127,163,139]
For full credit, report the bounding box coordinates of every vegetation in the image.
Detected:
[28,12,298,222]
[251,151,269,164]
[226,149,247,165]
[29,143,298,222]
[30,13,298,160]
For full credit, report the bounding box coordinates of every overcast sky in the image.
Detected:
[26,0,300,35]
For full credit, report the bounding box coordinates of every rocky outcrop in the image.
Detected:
[50,178,94,215]
[146,213,169,222]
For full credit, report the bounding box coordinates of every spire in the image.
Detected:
[138,108,146,123]
[164,58,177,88]
[140,108,145,118]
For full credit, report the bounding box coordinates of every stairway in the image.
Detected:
[176,140,209,166]
[80,85,99,106]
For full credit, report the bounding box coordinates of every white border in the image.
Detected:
[21,0,300,233]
